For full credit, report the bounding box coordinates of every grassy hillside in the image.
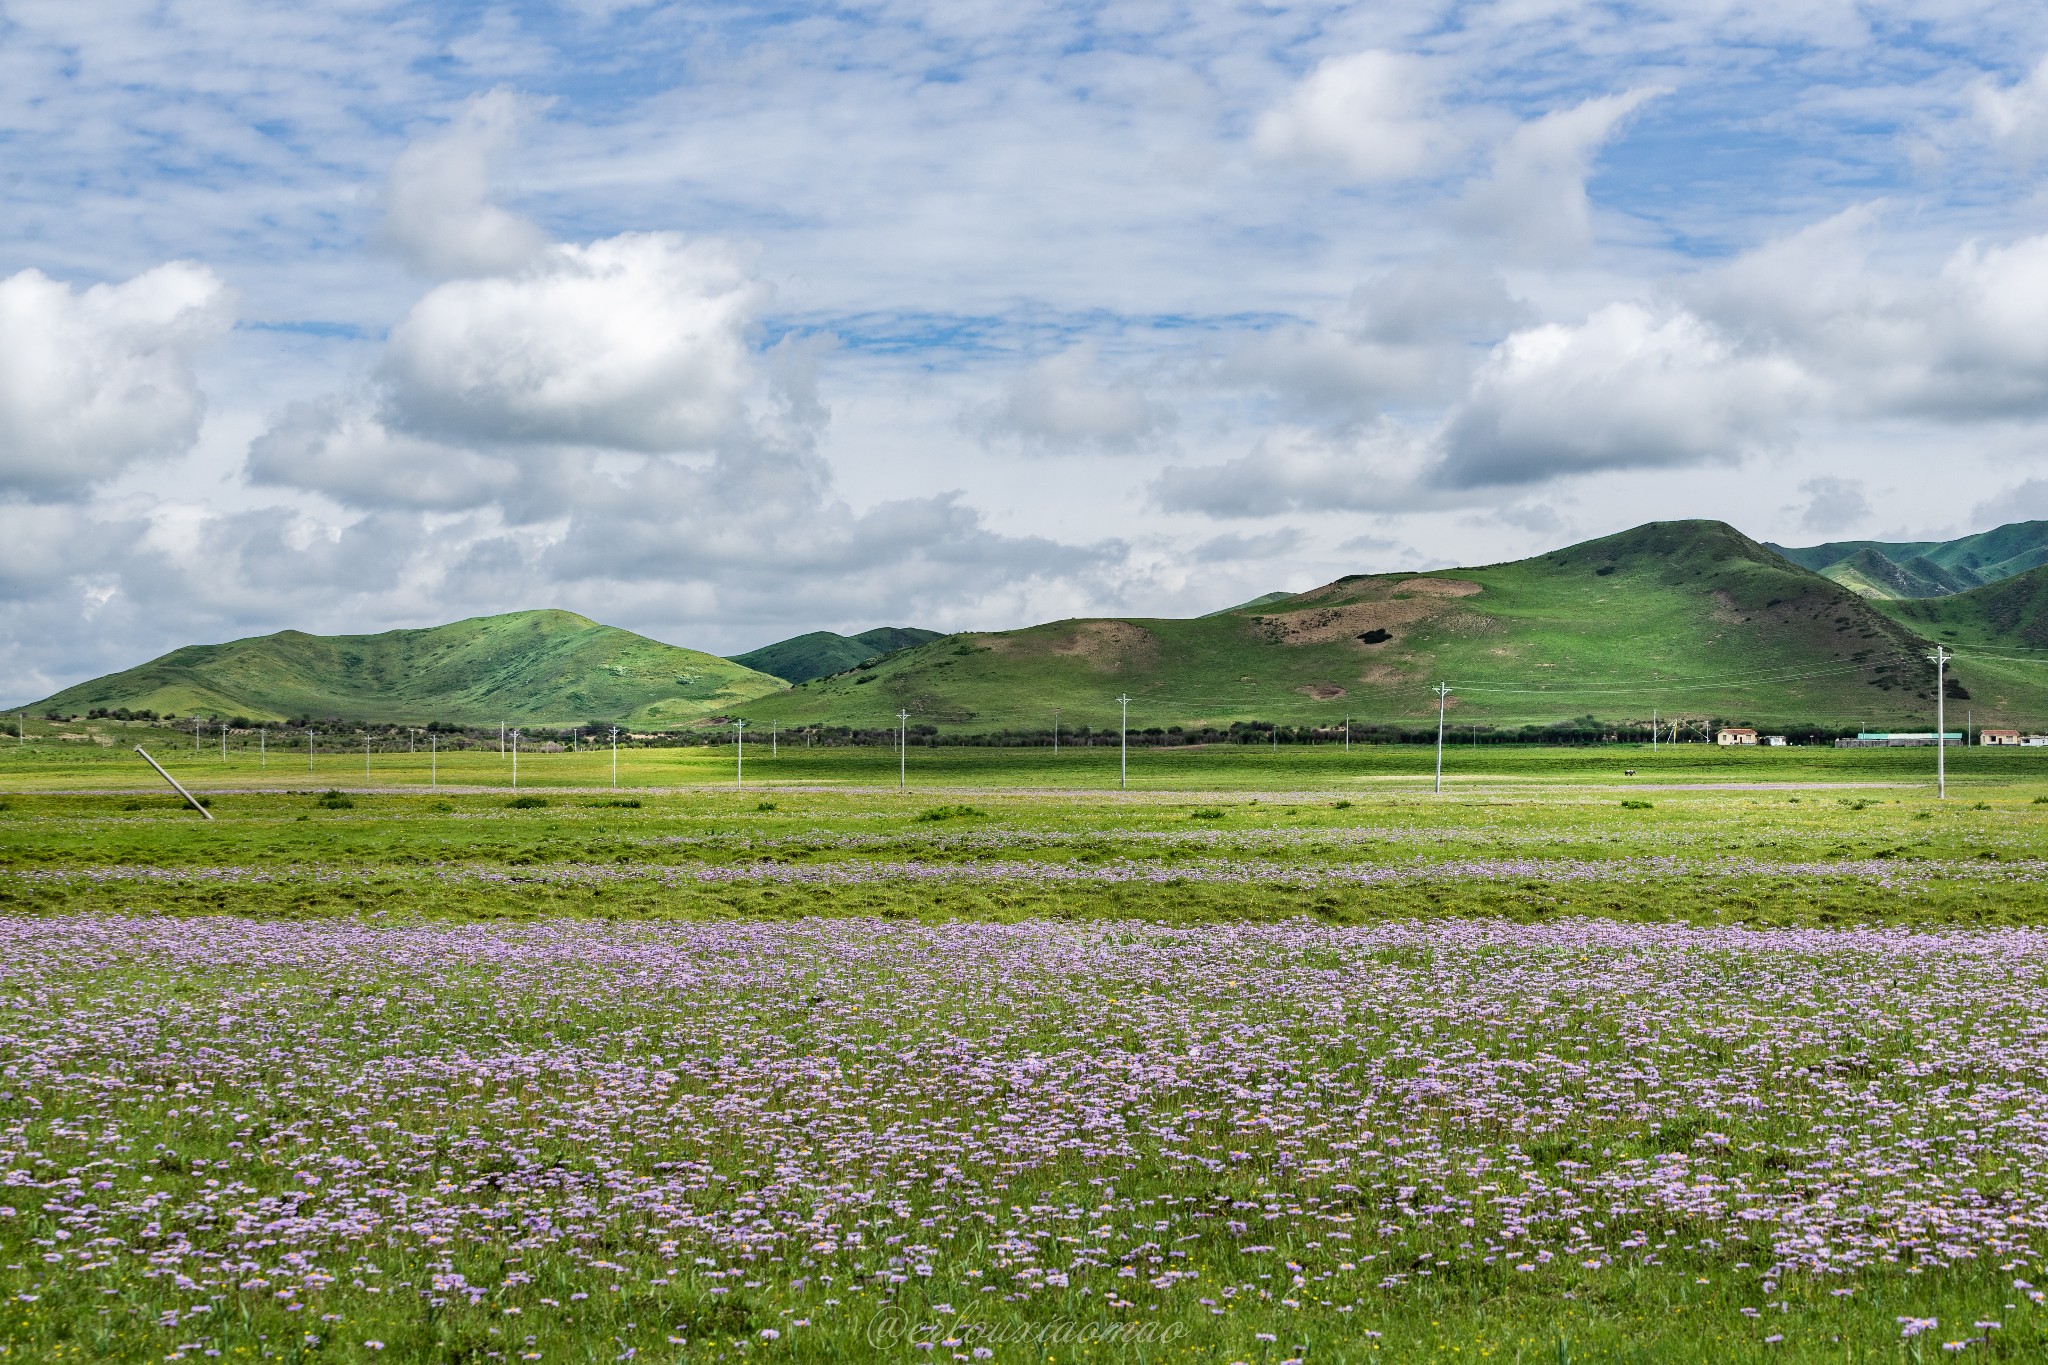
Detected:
[727,627,943,684]
[737,521,1979,734]
[1873,565,2048,725]
[27,610,787,728]
[1768,520,2048,598]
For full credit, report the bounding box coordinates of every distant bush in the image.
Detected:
[597,799,641,809]
[1619,799,1653,810]
[1189,807,1226,820]
[1333,800,1352,810]
[756,801,777,811]
[506,796,549,809]
[2035,796,2048,805]
[916,804,985,822]
[426,801,454,813]
[315,791,354,810]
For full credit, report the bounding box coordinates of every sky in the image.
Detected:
[8,0,2048,700]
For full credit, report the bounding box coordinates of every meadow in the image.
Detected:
[3,745,2047,1363]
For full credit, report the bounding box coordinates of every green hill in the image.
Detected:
[1201,591,1295,618]
[1768,521,2048,599]
[737,521,1979,734]
[728,627,942,684]
[1871,566,2048,724]
[28,610,788,728]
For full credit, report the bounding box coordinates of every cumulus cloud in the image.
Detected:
[1192,528,1302,563]
[1793,476,1870,533]
[1225,260,1526,421]
[245,401,523,510]
[1459,89,1665,259]
[1255,50,1462,182]
[1974,56,2048,163]
[975,346,1171,452]
[380,90,551,278]
[0,263,232,498]
[381,232,768,451]
[1435,303,1805,488]
[1155,420,1439,516]
[1703,212,2048,420]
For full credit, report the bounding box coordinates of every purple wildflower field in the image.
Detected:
[3,911,2046,1362]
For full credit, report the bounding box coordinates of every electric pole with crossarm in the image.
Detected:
[1931,646,1951,800]
[1434,682,1452,795]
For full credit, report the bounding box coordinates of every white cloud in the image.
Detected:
[1155,420,1439,516]
[1458,89,1665,259]
[1192,528,1301,563]
[976,346,1171,452]
[1974,56,2048,162]
[380,90,551,279]
[1224,260,1527,420]
[1703,213,2048,420]
[244,400,522,510]
[0,263,232,497]
[381,232,768,452]
[1255,50,1462,183]
[1435,303,1806,488]
[1793,475,1870,533]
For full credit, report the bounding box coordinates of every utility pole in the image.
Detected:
[611,726,619,790]
[1652,707,1658,754]
[430,732,437,788]
[308,729,314,774]
[1931,646,1951,800]
[772,721,777,758]
[1344,715,1350,753]
[1434,682,1452,795]
[221,721,226,763]
[735,719,744,787]
[512,730,520,789]
[1117,695,1131,790]
[898,710,910,789]
[259,726,265,767]
[364,732,370,778]
[500,722,505,757]
[1052,708,1059,755]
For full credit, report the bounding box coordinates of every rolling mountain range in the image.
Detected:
[728,627,943,684]
[1768,521,2048,599]
[740,520,1972,732]
[27,610,787,728]
[29,520,2048,733]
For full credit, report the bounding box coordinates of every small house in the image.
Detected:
[1761,735,1788,746]
[1981,729,2023,745]
[1717,727,1759,746]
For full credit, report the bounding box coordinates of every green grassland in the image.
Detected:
[740,521,2013,735]
[23,609,787,728]
[0,709,2034,795]
[6,782,2048,1363]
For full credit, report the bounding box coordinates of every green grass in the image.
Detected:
[0,717,2038,795]
[738,521,1991,735]
[7,766,2048,1360]
[23,608,787,728]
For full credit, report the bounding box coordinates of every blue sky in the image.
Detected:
[7,0,2048,699]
